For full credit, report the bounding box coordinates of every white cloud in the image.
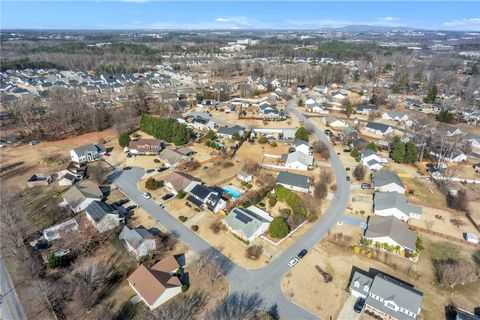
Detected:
[215,18,230,23]
[442,18,480,30]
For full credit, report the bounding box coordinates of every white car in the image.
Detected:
[141,192,151,199]
[288,257,299,267]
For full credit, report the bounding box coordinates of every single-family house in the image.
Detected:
[128,139,162,155]
[365,122,394,136]
[364,216,418,253]
[285,150,314,171]
[464,134,480,149]
[454,308,480,320]
[187,184,227,213]
[27,174,51,187]
[374,192,422,221]
[216,125,245,140]
[42,219,79,241]
[85,201,124,232]
[276,171,312,193]
[163,171,201,195]
[223,205,273,242]
[189,116,216,131]
[306,103,329,114]
[434,123,462,137]
[382,111,409,122]
[357,104,380,115]
[429,148,468,163]
[59,161,87,180]
[349,270,423,320]
[341,126,359,141]
[119,226,157,257]
[70,143,106,163]
[361,149,388,170]
[127,255,182,310]
[324,116,348,128]
[294,139,312,155]
[372,171,405,193]
[157,148,191,168]
[237,171,253,183]
[258,103,286,120]
[63,181,103,213]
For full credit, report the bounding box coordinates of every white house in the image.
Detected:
[429,148,468,163]
[357,104,380,115]
[127,255,182,310]
[372,171,405,194]
[382,111,409,122]
[361,149,388,170]
[307,103,329,114]
[237,171,253,183]
[119,226,157,258]
[187,184,227,213]
[62,182,103,213]
[223,206,273,242]
[324,116,348,128]
[365,122,394,136]
[294,139,312,155]
[374,192,422,221]
[70,144,106,163]
[85,201,124,232]
[285,150,314,171]
[364,216,418,253]
[276,171,312,193]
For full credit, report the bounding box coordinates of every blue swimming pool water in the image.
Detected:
[223,186,243,198]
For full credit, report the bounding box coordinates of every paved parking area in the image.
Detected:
[337,295,362,320]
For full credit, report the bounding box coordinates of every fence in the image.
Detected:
[409,225,479,248]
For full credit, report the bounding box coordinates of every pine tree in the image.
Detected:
[405,141,418,163]
[118,132,131,148]
[295,127,309,141]
[424,85,438,103]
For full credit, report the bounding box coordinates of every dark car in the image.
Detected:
[343,148,350,152]
[298,249,308,258]
[346,167,351,171]
[123,166,132,170]
[353,297,365,313]
[126,205,137,211]
[162,193,174,201]
[114,199,130,206]
[346,176,351,181]
[146,169,155,174]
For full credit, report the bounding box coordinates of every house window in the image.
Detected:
[400,307,404,312]
[385,302,396,310]
[354,281,360,288]
[363,285,369,292]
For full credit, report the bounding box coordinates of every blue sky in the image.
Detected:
[1,1,479,31]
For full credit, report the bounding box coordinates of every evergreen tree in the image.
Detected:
[346,104,353,117]
[405,141,418,163]
[295,127,309,141]
[365,142,378,152]
[350,147,360,161]
[118,132,131,148]
[424,85,438,103]
[391,140,406,163]
[436,111,454,124]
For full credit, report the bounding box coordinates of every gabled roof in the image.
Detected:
[276,171,311,189]
[372,171,404,189]
[224,206,273,239]
[71,143,104,156]
[374,192,422,218]
[217,125,245,136]
[119,225,155,249]
[189,184,215,200]
[357,104,379,111]
[164,171,200,192]
[365,122,392,133]
[128,139,162,152]
[63,182,103,208]
[364,216,417,251]
[286,150,313,166]
[349,270,373,293]
[85,201,118,222]
[127,256,181,306]
[294,139,309,147]
[360,149,376,158]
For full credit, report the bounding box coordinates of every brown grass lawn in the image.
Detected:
[282,225,480,320]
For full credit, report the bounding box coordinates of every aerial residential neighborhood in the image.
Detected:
[0,2,479,320]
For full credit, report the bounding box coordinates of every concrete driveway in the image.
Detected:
[337,295,362,320]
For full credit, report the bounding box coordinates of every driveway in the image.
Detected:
[109,98,351,319]
[337,295,362,320]
[339,214,367,229]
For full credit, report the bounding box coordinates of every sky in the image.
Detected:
[1,1,479,31]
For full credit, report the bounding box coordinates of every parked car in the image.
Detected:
[298,249,308,258]
[353,297,365,313]
[159,204,165,209]
[146,169,155,174]
[162,193,174,201]
[114,199,129,206]
[141,192,151,199]
[346,167,351,171]
[361,183,371,190]
[288,257,299,267]
[346,176,351,181]
[343,148,350,152]
[156,166,168,172]
[126,205,137,211]
[29,140,39,145]
[123,166,132,170]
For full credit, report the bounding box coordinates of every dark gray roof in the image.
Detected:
[364,216,418,251]
[217,125,245,136]
[119,226,154,249]
[366,274,423,320]
[455,309,480,320]
[276,171,311,189]
[372,171,405,189]
[357,104,379,111]
[366,122,392,133]
[294,139,309,147]
[85,201,117,222]
[349,270,373,294]
[190,184,213,200]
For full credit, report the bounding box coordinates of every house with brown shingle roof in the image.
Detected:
[127,255,182,310]
[163,171,201,195]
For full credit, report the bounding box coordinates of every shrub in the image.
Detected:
[179,216,188,222]
[210,220,225,234]
[245,245,263,260]
[145,177,163,190]
[268,195,277,207]
[258,136,268,144]
[268,217,289,239]
[191,225,199,232]
[279,208,291,216]
[46,251,72,269]
[270,141,277,147]
[118,132,131,148]
[295,127,309,141]
[181,284,189,292]
[177,191,186,199]
[353,164,366,181]
[314,182,328,200]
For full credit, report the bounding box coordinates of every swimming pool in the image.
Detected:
[223,186,243,199]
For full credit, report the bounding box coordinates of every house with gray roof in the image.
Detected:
[357,104,380,115]
[364,216,418,253]
[349,269,423,320]
[85,201,124,232]
[70,143,106,163]
[365,122,394,136]
[119,226,156,257]
[276,171,312,193]
[374,192,422,221]
[285,150,314,171]
[372,171,405,194]
[382,111,409,122]
[63,181,103,213]
[294,139,312,155]
[223,206,273,242]
[216,125,245,140]
[361,149,388,170]
[187,184,226,213]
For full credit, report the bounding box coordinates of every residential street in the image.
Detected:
[0,257,26,320]
[110,100,351,319]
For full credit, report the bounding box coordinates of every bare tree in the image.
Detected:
[243,160,259,174]
[353,164,366,181]
[37,279,67,319]
[312,141,330,160]
[314,182,328,200]
[206,292,263,320]
[87,162,110,185]
[245,245,263,260]
[424,220,435,230]
[434,259,479,290]
[205,253,232,285]
[319,168,332,184]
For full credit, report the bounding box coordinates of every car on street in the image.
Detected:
[343,148,350,152]
[141,192,151,199]
[353,297,365,313]
[288,257,299,267]
[162,193,174,201]
[346,176,351,181]
[361,183,371,189]
[298,249,308,258]
[159,204,165,209]
[346,167,350,171]
[123,166,132,170]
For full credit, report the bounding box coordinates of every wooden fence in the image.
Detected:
[410,225,479,248]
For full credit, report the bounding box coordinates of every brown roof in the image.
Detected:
[127,256,181,306]
[164,171,200,192]
[129,139,161,152]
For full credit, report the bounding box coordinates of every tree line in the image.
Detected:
[139,114,191,146]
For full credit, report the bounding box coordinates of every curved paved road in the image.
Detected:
[1,257,26,320]
[110,99,350,319]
